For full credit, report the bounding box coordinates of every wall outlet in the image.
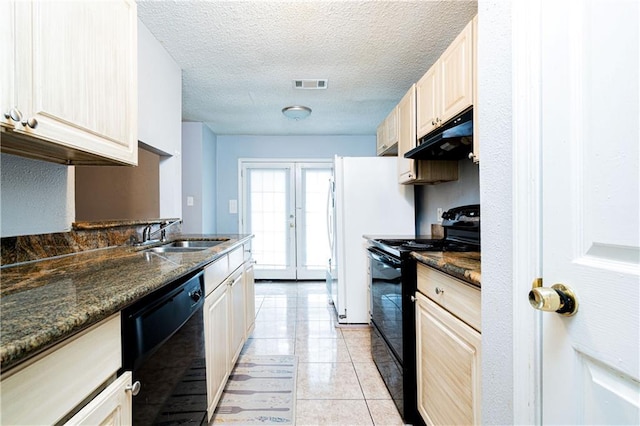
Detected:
[229,199,238,214]
[437,207,443,223]
[186,196,194,207]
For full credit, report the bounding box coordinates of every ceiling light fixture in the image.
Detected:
[282,105,312,120]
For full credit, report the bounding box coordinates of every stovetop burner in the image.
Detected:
[373,237,479,256]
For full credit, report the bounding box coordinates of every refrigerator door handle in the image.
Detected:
[326,177,334,253]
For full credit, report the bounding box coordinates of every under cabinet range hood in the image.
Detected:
[405,108,473,160]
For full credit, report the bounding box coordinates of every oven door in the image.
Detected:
[367,247,403,362]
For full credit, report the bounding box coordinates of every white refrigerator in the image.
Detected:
[326,156,415,324]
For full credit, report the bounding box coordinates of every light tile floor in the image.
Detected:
[240,281,407,426]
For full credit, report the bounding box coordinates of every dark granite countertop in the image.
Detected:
[412,251,481,287]
[0,234,252,371]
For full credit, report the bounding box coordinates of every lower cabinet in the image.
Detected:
[204,277,230,420]
[228,267,246,366]
[244,261,256,338]
[415,265,481,425]
[203,244,256,422]
[65,372,133,425]
[0,314,132,425]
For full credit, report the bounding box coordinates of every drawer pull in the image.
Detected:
[435,287,445,295]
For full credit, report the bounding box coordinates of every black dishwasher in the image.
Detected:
[120,270,206,425]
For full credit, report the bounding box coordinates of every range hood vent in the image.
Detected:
[293,79,328,89]
[405,108,474,160]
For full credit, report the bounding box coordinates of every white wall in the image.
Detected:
[478,1,514,424]
[415,159,480,234]
[215,134,375,233]
[1,154,74,237]
[138,19,182,219]
[182,123,217,234]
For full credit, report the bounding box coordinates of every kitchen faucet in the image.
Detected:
[137,219,182,245]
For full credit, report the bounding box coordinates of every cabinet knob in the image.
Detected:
[431,120,436,126]
[435,287,445,295]
[410,295,416,302]
[125,381,141,396]
[21,117,38,129]
[468,152,475,160]
[4,107,22,123]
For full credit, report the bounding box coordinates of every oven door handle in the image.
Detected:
[367,248,401,268]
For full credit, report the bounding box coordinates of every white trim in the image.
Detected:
[511,0,542,423]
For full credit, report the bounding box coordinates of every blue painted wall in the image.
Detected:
[215,134,376,233]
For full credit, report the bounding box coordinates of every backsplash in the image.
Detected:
[1,219,180,266]
[415,160,480,234]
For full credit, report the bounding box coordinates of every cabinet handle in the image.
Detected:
[4,107,22,123]
[435,287,445,295]
[21,117,38,129]
[125,381,141,396]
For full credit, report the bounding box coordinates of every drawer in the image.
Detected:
[205,254,229,296]
[417,263,481,332]
[228,246,244,273]
[0,314,122,425]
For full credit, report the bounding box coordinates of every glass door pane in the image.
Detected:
[243,164,296,280]
[296,164,332,279]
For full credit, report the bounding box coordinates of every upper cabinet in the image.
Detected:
[417,17,474,140]
[470,15,479,163]
[376,106,399,156]
[1,0,138,166]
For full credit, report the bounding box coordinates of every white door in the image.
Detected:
[241,161,332,280]
[538,0,640,423]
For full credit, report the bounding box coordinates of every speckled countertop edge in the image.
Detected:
[0,234,252,371]
[411,251,481,287]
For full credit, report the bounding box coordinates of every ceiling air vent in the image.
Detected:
[293,79,328,89]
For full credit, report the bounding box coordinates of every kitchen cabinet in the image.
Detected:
[0,1,16,130]
[470,15,480,164]
[415,263,481,425]
[244,260,256,338]
[376,106,399,156]
[397,84,459,184]
[64,372,133,426]
[416,17,475,140]
[203,244,255,421]
[0,315,129,425]
[1,0,138,166]
[204,273,230,421]
[228,267,246,365]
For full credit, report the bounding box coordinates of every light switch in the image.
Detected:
[229,199,238,214]
[187,196,194,206]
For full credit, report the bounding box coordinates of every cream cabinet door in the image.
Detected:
[65,372,133,426]
[228,270,246,366]
[439,19,474,124]
[415,292,481,426]
[397,85,417,183]
[244,261,256,338]
[12,0,137,165]
[376,120,387,155]
[1,1,16,130]
[416,63,440,139]
[204,282,229,421]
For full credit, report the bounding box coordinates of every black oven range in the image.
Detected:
[366,204,480,425]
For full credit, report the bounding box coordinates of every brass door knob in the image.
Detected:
[529,278,578,316]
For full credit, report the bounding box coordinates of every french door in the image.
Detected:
[240,160,332,280]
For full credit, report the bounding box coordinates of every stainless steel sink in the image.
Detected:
[144,246,207,254]
[164,239,228,248]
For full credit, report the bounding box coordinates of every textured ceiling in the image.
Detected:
[137,1,478,136]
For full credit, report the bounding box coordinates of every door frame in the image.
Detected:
[510,0,542,423]
[237,158,333,280]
